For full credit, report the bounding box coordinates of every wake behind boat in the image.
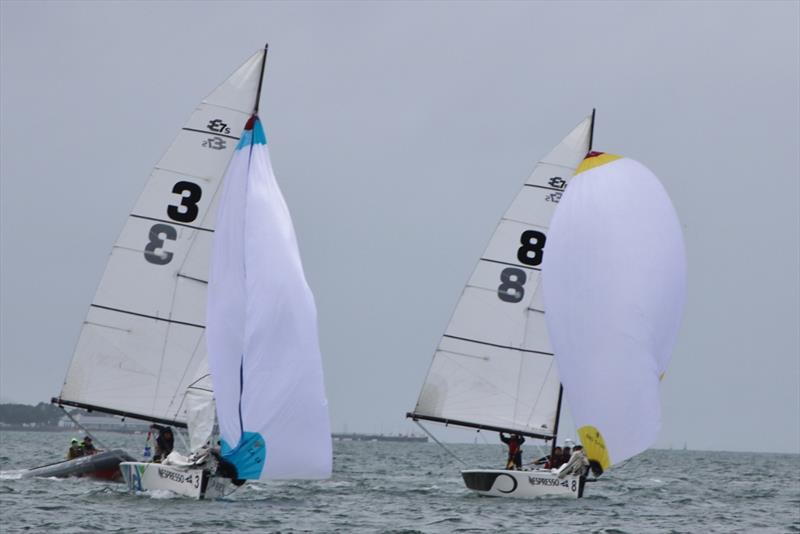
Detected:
[407,111,686,499]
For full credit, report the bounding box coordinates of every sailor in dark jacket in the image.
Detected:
[500,433,525,470]
[149,424,175,462]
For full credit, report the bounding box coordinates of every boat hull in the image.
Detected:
[119,461,235,499]
[461,469,583,499]
[23,449,134,481]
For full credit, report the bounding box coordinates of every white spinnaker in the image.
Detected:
[542,155,686,469]
[411,115,593,437]
[206,118,332,481]
[58,50,265,425]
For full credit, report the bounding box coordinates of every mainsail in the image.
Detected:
[206,115,332,481]
[54,50,266,427]
[408,114,594,439]
[542,153,686,471]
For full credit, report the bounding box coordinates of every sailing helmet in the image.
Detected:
[71,438,79,444]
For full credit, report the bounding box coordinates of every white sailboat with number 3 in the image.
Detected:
[53,45,332,499]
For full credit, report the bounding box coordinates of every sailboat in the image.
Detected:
[51,45,332,498]
[407,112,686,499]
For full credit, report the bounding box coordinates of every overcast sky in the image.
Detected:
[1,1,798,454]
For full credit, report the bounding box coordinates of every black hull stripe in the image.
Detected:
[90,304,205,329]
[442,334,553,356]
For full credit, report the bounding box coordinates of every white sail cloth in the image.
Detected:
[542,154,686,470]
[57,51,265,425]
[206,117,332,481]
[411,116,593,437]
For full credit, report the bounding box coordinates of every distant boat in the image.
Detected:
[407,112,686,498]
[332,433,428,443]
[52,45,331,498]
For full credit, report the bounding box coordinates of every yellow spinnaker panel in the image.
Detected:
[578,425,610,471]
[575,152,621,175]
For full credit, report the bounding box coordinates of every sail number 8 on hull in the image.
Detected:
[144,180,204,265]
[496,230,546,303]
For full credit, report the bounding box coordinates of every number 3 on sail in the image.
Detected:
[52,45,332,499]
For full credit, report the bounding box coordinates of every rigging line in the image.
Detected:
[163,331,208,420]
[58,406,129,464]
[414,421,467,467]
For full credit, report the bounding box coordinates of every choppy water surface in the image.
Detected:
[1,431,798,533]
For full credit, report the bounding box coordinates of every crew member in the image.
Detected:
[149,424,175,462]
[81,436,98,455]
[500,432,525,470]
[67,438,83,460]
[557,444,590,478]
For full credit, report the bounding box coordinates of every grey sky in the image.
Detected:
[1,1,798,454]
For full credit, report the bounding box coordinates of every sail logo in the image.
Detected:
[206,119,231,134]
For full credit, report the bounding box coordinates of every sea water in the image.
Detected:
[0,431,797,533]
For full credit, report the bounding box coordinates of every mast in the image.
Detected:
[549,385,563,459]
[547,108,593,459]
[254,43,268,114]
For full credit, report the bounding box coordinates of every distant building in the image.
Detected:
[58,412,150,432]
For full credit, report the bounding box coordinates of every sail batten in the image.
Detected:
[57,50,267,425]
[409,115,594,438]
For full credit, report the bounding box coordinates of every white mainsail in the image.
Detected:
[409,115,593,438]
[55,50,266,426]
[542,153,686,471]
[206,116,332,481]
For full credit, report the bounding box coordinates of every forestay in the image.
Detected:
[206,117,332,481]
[57,50,266,426]
[542,153,686,470]
[409,115,593,438]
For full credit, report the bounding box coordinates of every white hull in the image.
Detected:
[461,469,584,499]
[120,462,236,500]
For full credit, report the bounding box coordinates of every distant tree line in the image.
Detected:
[0,402,64,425]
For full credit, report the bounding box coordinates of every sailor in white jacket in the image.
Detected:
[557,444,590,478]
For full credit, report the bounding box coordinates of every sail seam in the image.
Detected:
[90,304,205,329]
[480,257,542,271]
[523,184,566,192]
[130,214,214,233]
[442,334,553,356]
[177,273,208,285]
[182,127,240,140]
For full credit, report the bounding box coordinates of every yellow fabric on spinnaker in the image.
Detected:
[575,152,621,175]
[578,425,611,471]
